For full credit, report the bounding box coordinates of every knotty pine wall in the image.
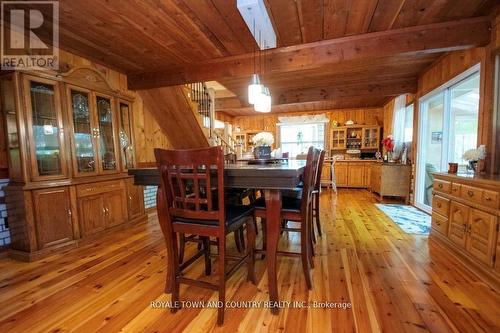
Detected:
[231,107,385,151]
[412,44,496,172]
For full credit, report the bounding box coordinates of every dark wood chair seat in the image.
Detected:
[174,204,253,231]
[253,196,301,214]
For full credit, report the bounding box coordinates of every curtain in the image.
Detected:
[392,94,407,154]
[277,114,329,124]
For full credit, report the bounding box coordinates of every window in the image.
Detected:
[404,103,413,143]
[279,123,325,158]
[415,66,480,211]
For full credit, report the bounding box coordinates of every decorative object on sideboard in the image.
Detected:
[345,120,354,125]
[381,135,395,162]
[463,145,486,173]
[252,132,274,159]
[448,162,459,174]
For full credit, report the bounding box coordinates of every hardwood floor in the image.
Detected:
[0,189,499,332]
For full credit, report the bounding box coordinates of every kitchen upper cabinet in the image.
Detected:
[331,128,347,150]
[23,76,68,181]
[361,126,380,149]
[33,187,74,249]
[466,209,497,266]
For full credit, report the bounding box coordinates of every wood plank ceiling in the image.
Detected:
[45,0,496,115]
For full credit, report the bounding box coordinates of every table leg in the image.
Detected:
[156,187,173,293]
[264,189,282,315]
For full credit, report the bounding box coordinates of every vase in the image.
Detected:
[254,145,271,159]
[467,160,478,173]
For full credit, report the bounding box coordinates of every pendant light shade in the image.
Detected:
[248,74,263,105]
[254,86,271,113]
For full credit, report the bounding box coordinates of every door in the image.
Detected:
[127,179,145,219]
[33,187,74,249]
[334,163,347,187]
[79,194,105,236]
[118,100,135,170]
[416,68,480,212]
[448,201,469,248]
[466,209,497,266]
[347,163,364,187]
[23,76,68,181]
[95,93,119,173]
[67,86,99,177]
[104,190,127,228]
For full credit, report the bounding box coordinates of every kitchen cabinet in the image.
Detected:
[334,161,374,188]
[334,163,348,187]
[347,162,364,188]
[127,178,145,219]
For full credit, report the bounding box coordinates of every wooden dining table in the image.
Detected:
[129,160,306,314]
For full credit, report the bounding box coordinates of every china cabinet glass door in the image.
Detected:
[118,100,135,170]
[362,127,379,149]
[25,77,67,180]
[68,87,98,176]
[331,128,346,150]
[95,94,118,172]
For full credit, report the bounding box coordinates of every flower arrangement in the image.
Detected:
[252,132,274,147]
[381,135,394,152]
[463,145,486,161]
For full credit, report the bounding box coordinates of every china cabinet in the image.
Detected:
[0,67,146,261]
[330,128,347,150]
[362,126,380,149]
[330,126,380,152]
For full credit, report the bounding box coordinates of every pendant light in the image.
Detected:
[248,19,263,105]
[254,86,271,113]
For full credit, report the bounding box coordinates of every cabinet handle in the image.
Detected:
[485,196,492,201]
[67,209,72,217]
[467,190,474,197]
[437,203,442,208]
[438,184,443,189]
[102,207,106,215]
[129,195,132,201]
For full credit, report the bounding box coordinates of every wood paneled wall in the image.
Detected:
[413,41,498,172]
[232,107,384,135]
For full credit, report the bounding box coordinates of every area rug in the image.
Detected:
[375,204,431,235]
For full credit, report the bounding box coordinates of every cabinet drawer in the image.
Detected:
[460,185,482,204]
[77,180,124,197]
[432,195,450,217]
[433,180,451,194]
[451,183,461,197]
[481,190,499,209]
[431,213,449,236]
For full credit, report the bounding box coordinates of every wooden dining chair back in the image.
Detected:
[155,146,256,325]
[254,146,320,289]
[312,150,326,237]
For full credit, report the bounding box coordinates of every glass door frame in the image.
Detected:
[94,91,121,174]
[117,98,136,171]
[415,64,480,213]
[65,84,100,177]
[23,75,68,181]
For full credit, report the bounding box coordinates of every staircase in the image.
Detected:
[184,82,236,155]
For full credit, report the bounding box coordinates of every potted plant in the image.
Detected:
[252,132,274,159]
[381,135,395,162]
[463,145,486,173]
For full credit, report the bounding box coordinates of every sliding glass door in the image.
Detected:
[415,66,480,212]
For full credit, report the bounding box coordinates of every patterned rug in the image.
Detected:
[375,204,431,235]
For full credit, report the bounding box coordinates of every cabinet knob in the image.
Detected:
[467,190,474,197]
[437,203,442,208]
[67,209,72,217]
[438,184,443,189]
[485,197,492,201]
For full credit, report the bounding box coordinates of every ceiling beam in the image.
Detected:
[275,78,417,104]
[128,17,490,89]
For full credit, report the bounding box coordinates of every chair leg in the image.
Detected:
[171,232,181,313]
[315,192,322,237]
[217,235,226,326]
[246,218,256,284]
[178,233,186,264]
[300,219,313,290]
[239,227,246,251]
[234,229,243,253]
[203,236,211,276]
[253,216,259,235]
[261,217,267,260]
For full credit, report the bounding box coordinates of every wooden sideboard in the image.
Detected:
[431,172,500,288]
[0,67,147,261]
[370,163,411,203]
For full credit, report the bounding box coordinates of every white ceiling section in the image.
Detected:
[237,0,277,49]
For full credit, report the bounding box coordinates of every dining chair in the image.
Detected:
[253,146,320,289]
[311,150,326,238]
[155,146,256,325]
